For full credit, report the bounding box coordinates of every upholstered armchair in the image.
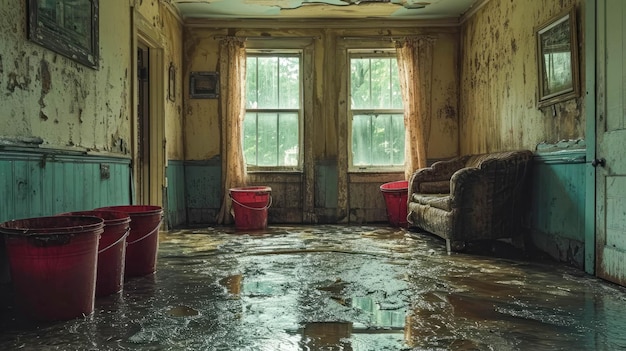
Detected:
[407,150,533,252]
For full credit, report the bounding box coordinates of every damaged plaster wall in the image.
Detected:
[0,1,133,154]
[459,0,584,154]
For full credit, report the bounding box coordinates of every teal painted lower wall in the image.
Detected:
[528,149,586,268]
[184,159,221,224]
[166,160,186,228]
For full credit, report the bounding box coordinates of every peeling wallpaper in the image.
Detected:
[0,0,132,154]
[0,1,183,160]
[460,0,584,154]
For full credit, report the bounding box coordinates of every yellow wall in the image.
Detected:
[0,1,132,153]
[183,24,460,162]
[460,0,584,154]
[0,1,183,160]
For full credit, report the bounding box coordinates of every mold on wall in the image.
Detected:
[0,0,133,154]
[459,0,584,154]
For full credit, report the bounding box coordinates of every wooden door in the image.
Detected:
[595,0,626,285]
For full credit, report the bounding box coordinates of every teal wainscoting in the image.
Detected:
[166,160,186,228]
[0,148,131,283]
[185,159,221,224]
[0,149,131,222]
[528,149,586,268]
[314,159,338,222]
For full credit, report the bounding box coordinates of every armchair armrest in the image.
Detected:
[409,156,470,194]
[449,167,484,206]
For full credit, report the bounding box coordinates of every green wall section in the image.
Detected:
[184,159,221,224]
[0,149,131,223]
[166,160,186,228]
[528,149,586,268]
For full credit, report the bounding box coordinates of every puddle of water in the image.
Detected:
[1,225,626,350]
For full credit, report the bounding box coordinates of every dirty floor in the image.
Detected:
[1,225,626,350]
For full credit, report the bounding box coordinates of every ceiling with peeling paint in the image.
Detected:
[172,0,482,20]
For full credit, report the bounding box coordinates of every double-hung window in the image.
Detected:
[244,52,302,170]
[349,51,405,170]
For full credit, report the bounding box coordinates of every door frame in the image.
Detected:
[131,9,166,209]
[584,0,596,275]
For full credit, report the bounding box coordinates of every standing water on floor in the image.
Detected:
[1,225,626,350]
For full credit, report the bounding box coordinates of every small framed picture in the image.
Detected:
[168,63,176,102]
[190,71,219,99]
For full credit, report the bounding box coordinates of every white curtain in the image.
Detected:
[396,37,436,180]
[216,37,248,224]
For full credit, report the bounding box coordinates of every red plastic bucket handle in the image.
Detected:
[126,220,162,246]
[98,227,130,254]
[229,194,273,211]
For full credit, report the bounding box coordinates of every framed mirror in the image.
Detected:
[28,0,99,69]
[535,7,579,108]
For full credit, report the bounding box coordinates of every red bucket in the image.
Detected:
[0,216,104,321]
[60,210,130,297]
[380,180,409,228]
[96,205,162,278]
[230,186,272,231]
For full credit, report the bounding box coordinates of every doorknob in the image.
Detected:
[592,158,606,167]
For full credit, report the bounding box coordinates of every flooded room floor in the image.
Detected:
[1,225,626,350]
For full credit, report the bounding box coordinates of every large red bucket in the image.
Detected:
[96,205,162,278]
[230,186,272,231]
[60,210,130,297]
[380,180,409,228]
[0,216,104,321]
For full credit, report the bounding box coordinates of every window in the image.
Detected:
[350,52,405,170]
[244,53,301,169]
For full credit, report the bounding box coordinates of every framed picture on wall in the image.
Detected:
[28,0,100,69]
[535,7,579,108]
[190,72,220,99]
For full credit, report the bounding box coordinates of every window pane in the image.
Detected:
[257,57,279,109]
[352,115,372,166]
[279,57,300,109]
[391,62,403,109]
[278,113,298,166]
[351,58,370,109]
[391,114,405,164]
[243,112,258,165]
[257,113,278,166]
[352,114,405,167]
[246,58,258,109]
[370,58,391,109]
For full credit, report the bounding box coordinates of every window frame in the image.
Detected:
[244,49,304,172]
[348,50,405,172]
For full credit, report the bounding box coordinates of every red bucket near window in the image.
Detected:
[229,186,272,231]
[380,180,409,228]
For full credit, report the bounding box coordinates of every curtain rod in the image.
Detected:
[213,35,320,40]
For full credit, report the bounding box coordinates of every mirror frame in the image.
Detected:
[535,7,579,108]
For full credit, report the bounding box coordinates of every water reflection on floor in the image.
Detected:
[2,225,626,350]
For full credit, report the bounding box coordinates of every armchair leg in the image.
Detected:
[445,239,466,253]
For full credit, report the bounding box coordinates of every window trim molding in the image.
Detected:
[244,49,305,171]
[347,51,405,172]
